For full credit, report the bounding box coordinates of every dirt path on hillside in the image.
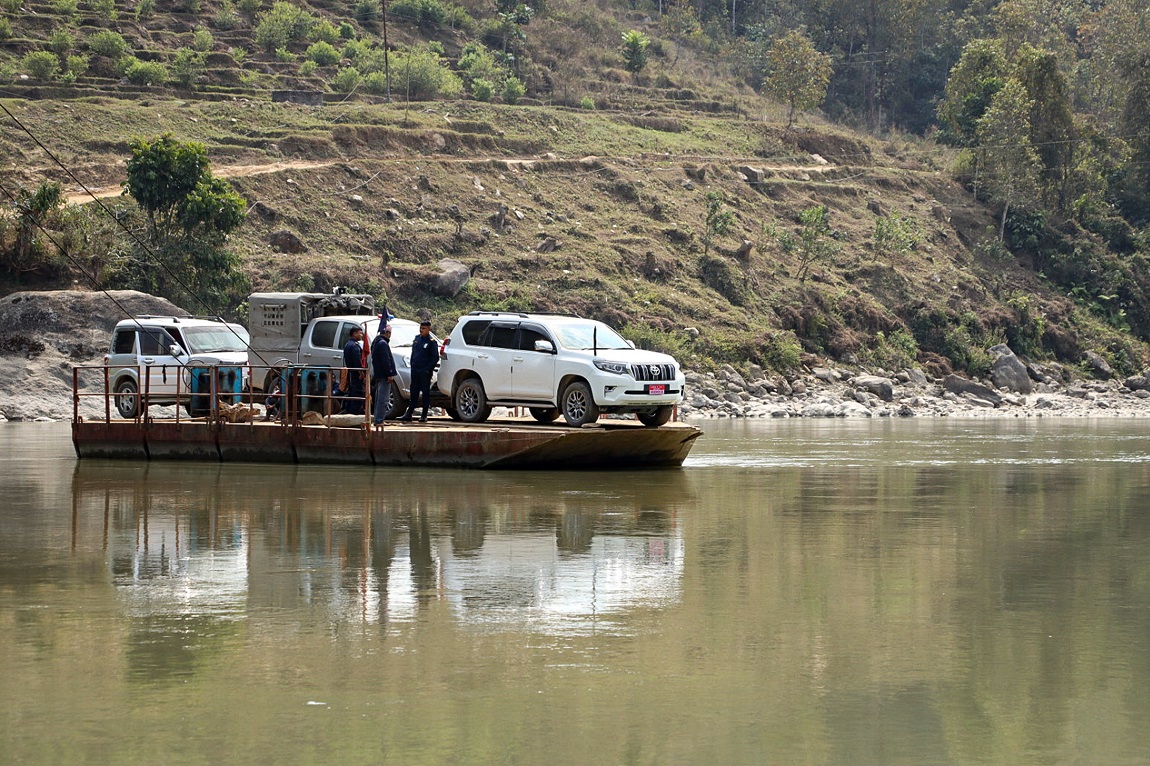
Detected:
[63,159,340,205]
[62,155,841,206]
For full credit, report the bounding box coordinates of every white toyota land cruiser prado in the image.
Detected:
[437,312,685,427]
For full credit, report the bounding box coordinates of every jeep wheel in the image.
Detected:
[637,405,673,427]
[114,378,140,419]
[263,368,282,395]
[455,378,492,423]
[561,381,599,427]
[530,407,560,423]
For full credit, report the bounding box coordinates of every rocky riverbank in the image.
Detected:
[0,289,187,422]
[2,289,1148,423]
[678,360,1150,419]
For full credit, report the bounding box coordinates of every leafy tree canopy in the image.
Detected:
[762,30,833,128]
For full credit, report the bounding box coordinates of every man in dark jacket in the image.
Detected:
[341,325,366,414]
[400,320,438,422]
[371,323,398,426]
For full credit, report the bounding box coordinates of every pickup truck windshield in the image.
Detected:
[183,326,250,354]
[554,322,631,350]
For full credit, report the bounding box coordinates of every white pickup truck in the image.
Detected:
[246,291,444,418]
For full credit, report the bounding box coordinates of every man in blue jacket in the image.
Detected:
[371,322,398,427]
[341,325,366,414]
[400,320,438,422]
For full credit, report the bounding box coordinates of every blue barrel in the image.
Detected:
[215,366,243,403]
[299,367,331,415]
[188,367,213,416]
[188,365,244,416]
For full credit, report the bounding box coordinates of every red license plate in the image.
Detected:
[647,384,666,395]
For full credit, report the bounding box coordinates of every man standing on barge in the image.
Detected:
[371,322,397,427]
[400,320,437,422]
[342,325,366,414]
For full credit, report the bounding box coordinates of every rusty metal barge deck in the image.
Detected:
[71,416,702,469]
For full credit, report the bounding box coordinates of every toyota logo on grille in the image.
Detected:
[649,365,660,377]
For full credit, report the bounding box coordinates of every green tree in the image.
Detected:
[702,190,734,256]
[1076,0,1150,129]
[22,51,61,80]
[330,65,362,92]
[1118,52,1150,222]
[873,212,921,258]
[86,29,129,57]
[254,1,313,53]
[61,54,89,83]
[774,204,838,283]
[762,29,833,129]
[192,28,214,52]
[122,134,247,309]
[500,74,524,103]
[621,30,650,77]
[471,77,494,101]
[48,28,75,55]
[976,79,1043,241]
[305,40,340,65]
[124,59,167,85]
[458,42,506,87]
[171,48,206,87]
[125,134,243,243]
[353,0,380,23]
[483,1,533,60]
[390,46,462,100]
[309,19,340,44]
[937,39,1008,148]
[1014,44,1075,207]
[6,181,63,273]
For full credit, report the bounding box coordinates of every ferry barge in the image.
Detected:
[69,365,700,470]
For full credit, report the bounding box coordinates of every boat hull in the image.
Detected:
[72,417,701,469]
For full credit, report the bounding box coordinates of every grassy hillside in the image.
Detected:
[1,0,1145,379]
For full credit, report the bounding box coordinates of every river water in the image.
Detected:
[2,419,1149,765]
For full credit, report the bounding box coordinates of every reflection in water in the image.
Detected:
[6,421,1150,765]
[68,461,692,635]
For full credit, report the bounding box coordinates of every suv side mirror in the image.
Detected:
[534,340,555,354]
[169,344,185,357]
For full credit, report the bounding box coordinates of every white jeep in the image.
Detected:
[246,291,447,418]
[437,312,685,427]
[105,315,250,418]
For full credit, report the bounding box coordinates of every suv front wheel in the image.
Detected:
[530,406,560,423]
[637,405,674,427]
[455,377,492,423]
[114,378,140,418]
[561,380,600,427]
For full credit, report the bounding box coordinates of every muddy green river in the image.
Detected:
[2,418,1149,765]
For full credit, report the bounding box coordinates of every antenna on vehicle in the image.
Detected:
[593,326,598,356]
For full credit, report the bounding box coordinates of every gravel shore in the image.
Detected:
[2,289,1147,423]
[678,363,1150,420]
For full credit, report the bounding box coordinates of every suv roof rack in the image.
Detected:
[463,311,587,319]
[130,314,227,323]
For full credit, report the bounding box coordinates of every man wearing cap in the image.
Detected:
[400,320,438,422]
[341,325,366,415]
[370,322,398,427]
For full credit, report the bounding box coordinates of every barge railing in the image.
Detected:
[71,363,374,430]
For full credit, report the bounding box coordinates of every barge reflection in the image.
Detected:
[70,461,694,634]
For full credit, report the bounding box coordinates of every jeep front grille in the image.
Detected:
[630,363,676,381]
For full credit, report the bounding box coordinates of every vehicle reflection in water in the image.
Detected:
[70,461,693,639]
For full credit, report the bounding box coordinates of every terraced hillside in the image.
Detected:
[1,0,1146,378]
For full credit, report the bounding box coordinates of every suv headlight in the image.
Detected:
[594,359,630,375]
